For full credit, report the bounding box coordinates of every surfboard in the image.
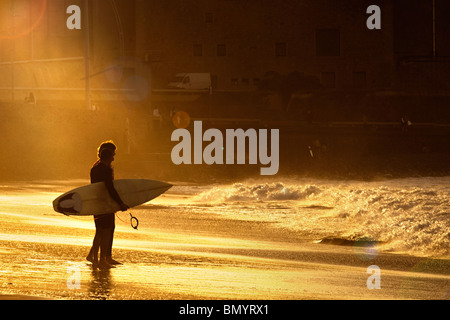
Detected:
[52,179,172,216]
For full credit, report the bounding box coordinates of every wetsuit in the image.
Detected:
[89,160,124,259]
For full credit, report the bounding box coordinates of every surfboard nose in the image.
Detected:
[161,182,173,191]
[155,182,172,195]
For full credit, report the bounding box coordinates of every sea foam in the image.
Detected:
[192,177,450,257]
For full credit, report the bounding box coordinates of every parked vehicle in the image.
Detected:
[168,73,211,90]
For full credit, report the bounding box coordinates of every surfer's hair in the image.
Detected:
[97,140,117,158]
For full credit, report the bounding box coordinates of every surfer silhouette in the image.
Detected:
[86,141,129,269]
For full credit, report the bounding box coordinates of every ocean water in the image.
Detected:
[1,176,449,259]
[168,176,450,257]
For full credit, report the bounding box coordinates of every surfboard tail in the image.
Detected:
[53,192,82,215]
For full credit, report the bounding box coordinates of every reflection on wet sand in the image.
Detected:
[88,268,113,300]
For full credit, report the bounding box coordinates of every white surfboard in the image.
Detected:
[53,179,172,216]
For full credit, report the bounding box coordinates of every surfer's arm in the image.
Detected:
[104,179,128,211]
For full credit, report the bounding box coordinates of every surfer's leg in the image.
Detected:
[87,230,101,263]
[87,216,102,265]
[90,214,111,269]
[105,214,122,265]
[98,228,114,269]
[97,214,116,269]
[99,228,110,260]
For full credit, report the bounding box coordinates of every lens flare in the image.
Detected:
[122,75,149,102]
[353,237,379,261]
[104,64,123,83]
[0,0,47,40]
[172,111,191,129]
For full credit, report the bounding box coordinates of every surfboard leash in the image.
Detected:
[63,211,138,230]
[129,211,139,230]
[116,211,139,230]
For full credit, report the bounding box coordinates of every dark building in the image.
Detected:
[136,0,395,91]
[0,0,448,104]
[393,0,450,94]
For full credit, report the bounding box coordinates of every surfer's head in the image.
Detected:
[97,140,117,158]
[97,140,117,164]
[99,148,115,163]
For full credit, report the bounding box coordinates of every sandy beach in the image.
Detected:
[0,180,449,300]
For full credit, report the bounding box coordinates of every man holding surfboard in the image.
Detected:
[86,141,129,269]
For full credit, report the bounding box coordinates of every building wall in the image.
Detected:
[136,0,395,91]
[393,0,450,93]
[2,0,448,104]
[0,0,139,104]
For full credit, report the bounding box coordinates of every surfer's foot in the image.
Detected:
[98,258,115,270]
[106,257,122,265]
[86,253,97,264]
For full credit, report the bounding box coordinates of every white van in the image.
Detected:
[168,73,211,90]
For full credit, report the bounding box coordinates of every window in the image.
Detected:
[275,42,287,57]
[193,44,203,56]
[217,44,226,56]
[316,29,340,56]
[352,72,367,88]
[322,72,336,88]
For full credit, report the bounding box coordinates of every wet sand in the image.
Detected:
[0,181,449,300]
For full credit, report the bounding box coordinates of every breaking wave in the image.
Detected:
[195,182,321,202]
[192,178,450,257]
